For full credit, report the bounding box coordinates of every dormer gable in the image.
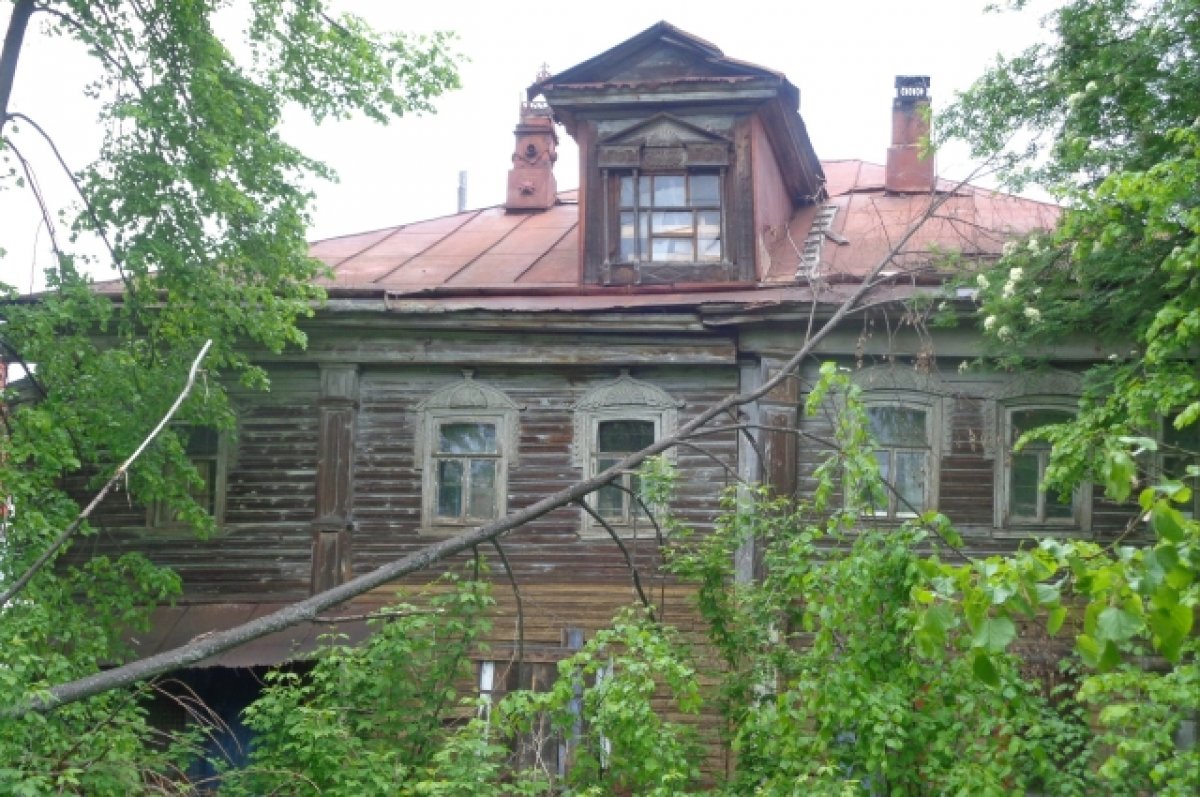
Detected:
[533,22,824,288]
[531,21,780,97]
[597,113,731,170]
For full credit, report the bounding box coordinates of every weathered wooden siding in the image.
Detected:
[352,364,739,583]
[75,360,737,601]
[794,358,1139,552]
[79,367,321,601]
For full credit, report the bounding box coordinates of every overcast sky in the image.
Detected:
[0,0,1058,293]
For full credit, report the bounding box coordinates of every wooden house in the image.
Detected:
[71,21,1135,775]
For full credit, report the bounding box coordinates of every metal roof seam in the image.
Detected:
[327,223,416,273]
[443,211,537,284]
[510,221,579,283]
[370,210,482,285]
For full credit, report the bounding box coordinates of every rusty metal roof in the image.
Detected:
[312,163,1058,310]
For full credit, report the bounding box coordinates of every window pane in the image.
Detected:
[651,211,693,235]
[894,451,926,514]
[1044,491,1073,519]
[1011,409,1070,445]
[193,460,217,514]
[437,459,463,517]
[867,407,927,447]
[652,175,686,206]
[698,210,721,260]
[690,174,720,206]
[866,450,890,514]
[596,484,625,519]
[697,210,721,236]
[652,237,694,261]
[596,456,626,519]
[1009,453,1039,518]
[619,211,637,260]
[598,420,655,453]
[639,176,652,207]
[439,423,497,454]
[619,175,634,207]
[468,460,496,518]
[185,427,220,456]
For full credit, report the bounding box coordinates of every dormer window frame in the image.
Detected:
[593,113,741,286]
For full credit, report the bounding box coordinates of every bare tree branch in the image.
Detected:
[7,112,136,293]
[575,499,654,616]
[0,339,213,607]
[490,538,525,663]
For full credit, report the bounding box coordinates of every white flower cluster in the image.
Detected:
[1002,267,1023,299]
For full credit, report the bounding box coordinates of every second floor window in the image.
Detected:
[149,426,225,528]
[415,372,521,533]
[865,405,931,518]
[433,422,500,522]
[1005,407,1077,524]
[594,419,656,524]
[616,172,722,263]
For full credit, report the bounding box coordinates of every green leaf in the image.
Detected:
[1076,634,1101,668]
[1151,504,1186,543]
[972,616,1016,653]
[1034,583,1061,606]
[972,650,1000,687]
[1046,606,1068,635]
[1095,607,1140,642]
[1098,639,1122,672]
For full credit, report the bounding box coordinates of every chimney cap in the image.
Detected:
[894,75,931,103]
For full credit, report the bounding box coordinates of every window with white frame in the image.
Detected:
[1000,405,1087,527]
[416,372,521,532]
[861,400,938,518]
[594,418,657,525]
[148,425,227,528]
[573,371,682,537]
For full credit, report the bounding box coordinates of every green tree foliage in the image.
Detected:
[222,571,495,796]
[939,1,1199,792]
[0,2,459,791]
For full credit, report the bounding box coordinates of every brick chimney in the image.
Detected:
[505,83,558,212]
[885,75,934,193]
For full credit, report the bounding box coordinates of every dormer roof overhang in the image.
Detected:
[530,21,825,205]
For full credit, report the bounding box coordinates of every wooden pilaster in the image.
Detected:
[311,363,358,594]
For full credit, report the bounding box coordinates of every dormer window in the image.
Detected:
[594,114,738,285]
[616,172,723,263]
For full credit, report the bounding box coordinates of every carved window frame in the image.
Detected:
[857,391,942,519]
[595,114,736,285]
[995,398,1091,531]
[573,371,683,538]
[415,372,522,534]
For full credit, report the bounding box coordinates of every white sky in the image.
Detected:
[0,0,1058,293]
